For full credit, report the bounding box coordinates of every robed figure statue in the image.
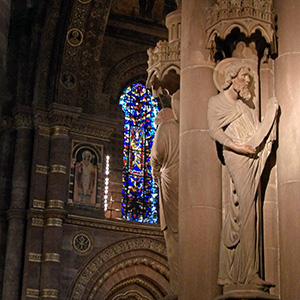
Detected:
[207,58,278,297]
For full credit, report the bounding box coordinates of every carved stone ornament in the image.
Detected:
[78,0,91,4]
[146,7,181,96]
[69,238,167,300]
[206,0,276,61]
[72,232,93,255]
[13,105,34,129]
[67,28,84,47]
[105,278,165,300]
[60,71,76,89]
[111,291,151,300]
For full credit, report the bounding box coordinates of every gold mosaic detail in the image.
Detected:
[40,289,59,299]
[35,165,48,174]
[48,200,64,209]
[33,199,46,209]
[44,253,61,263]
[29,253,42,263]
[50,164,67,174]
[26,288,39,298]
[45,218,63,227]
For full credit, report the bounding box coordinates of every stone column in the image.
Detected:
[22,107,51,300]
[274,1,300,299]
[0,0,11,79]
[260,60,280,296]
[2,106,33,300]
[179,0,222,299]
[38,104,81,300]
[0,117,15,298]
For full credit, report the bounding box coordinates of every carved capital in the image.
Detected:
[33,105,50,128]
[48,103,82,128]
[13,108,33,130]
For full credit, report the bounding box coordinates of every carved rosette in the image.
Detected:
[206,0,276,61]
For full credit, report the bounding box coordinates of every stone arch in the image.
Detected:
[103,52,149,102]
[67,237,169,300]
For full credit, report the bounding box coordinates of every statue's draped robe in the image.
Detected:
[151,115,179,295]
[208,93,277,285]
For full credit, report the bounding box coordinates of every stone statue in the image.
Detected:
[207,59,278,294]
[151,90,180,299]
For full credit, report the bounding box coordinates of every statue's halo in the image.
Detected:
[213,57,256,93]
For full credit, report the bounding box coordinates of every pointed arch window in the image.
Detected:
[119,82,159,223]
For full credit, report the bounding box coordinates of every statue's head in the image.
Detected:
[223,61,252,101]
[82,150,93,162]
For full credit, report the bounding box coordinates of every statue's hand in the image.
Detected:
[229,142,256,155]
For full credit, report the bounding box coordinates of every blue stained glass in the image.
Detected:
[119,83,159,224]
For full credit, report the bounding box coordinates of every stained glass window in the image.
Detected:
[119,83,159,223]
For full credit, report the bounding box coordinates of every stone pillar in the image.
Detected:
[0,0,11,76]
[274,1,300,299]
[0,118,15,298]
[179,0,222,299]
[22,107,51,300]
[260,60,280,296]
[2,106,33,300]
[38,104,81,300]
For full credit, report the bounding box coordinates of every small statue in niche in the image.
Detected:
[74,149,97,206]
[151,90,180,299]
[207,58,278,295]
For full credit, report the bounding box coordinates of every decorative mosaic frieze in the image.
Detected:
[33,199,46,209]
[48,200,65,209]
[32,217,44,227]
[35,165,49,175]
[26,288,40,298]
[44,253,61,263]
[29,253,42,263]
[50,164,67,174]
[66,214,163,236]
[40,289,59,299]
[45,218,63,227]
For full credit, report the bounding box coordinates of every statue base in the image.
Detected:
[215,284,279,300]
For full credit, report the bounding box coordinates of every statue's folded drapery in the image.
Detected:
[208,93,278,285]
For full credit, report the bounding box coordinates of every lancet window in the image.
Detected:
[119,83,159,223]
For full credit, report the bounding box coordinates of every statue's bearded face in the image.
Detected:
[232,67,252,101]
